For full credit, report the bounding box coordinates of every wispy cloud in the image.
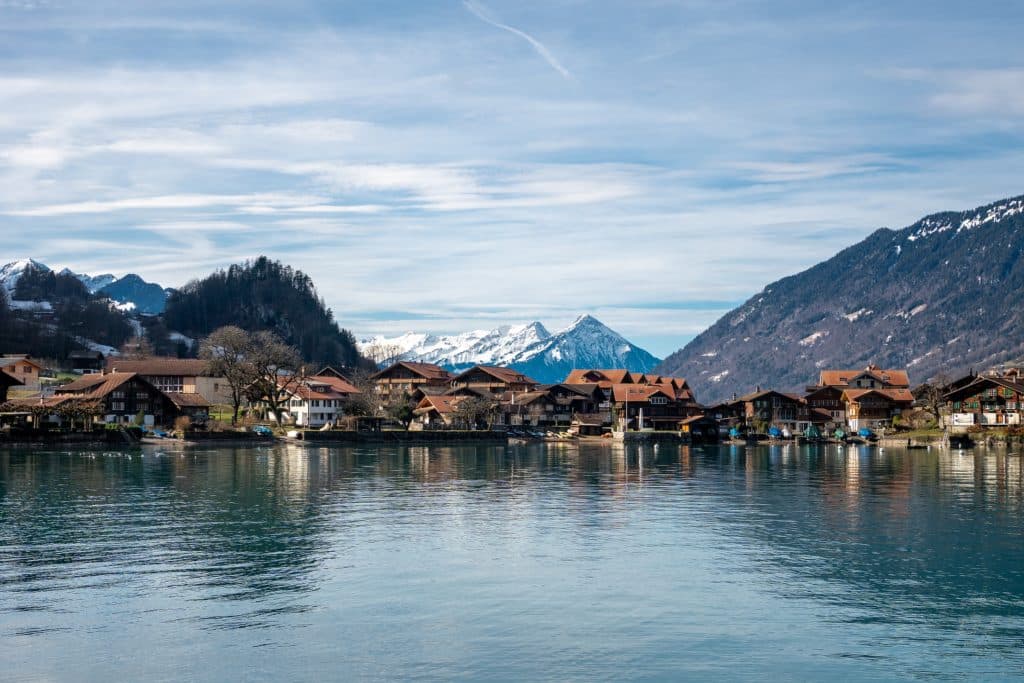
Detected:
[463,0,572,80]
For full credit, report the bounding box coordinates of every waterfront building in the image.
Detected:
[55,371,210,426]
[942,374,1024,430]
[104,357,232,404]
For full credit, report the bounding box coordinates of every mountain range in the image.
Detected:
[0,259,171,314]
[361,314,661,384]
[656,194,1024,404]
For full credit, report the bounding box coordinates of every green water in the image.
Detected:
[1,443,1023,681]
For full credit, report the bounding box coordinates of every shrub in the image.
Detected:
[173,416,192,433]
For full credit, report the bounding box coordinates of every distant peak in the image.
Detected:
[569,313,601,328]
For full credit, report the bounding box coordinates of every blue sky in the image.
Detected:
[2,0,1024,356]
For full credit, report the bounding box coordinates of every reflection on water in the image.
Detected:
[1,443,1023,681]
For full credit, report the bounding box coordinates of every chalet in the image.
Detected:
[842,388,915,431]
[275,375,360,428]
[807,365,912,429]
[372,361,453,406]
[55,372,209,426]
[503,383,604,429]
[412,394,468,429]
[942,375,1024,430]
[0,355,44,392]
[104,357,231,404]
[610,384,687,431]
[449,365,538,395]
[732,389,805,431]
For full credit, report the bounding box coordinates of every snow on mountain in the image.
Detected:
[361,315,661,383]
[362,322,552,369]
[0,258,50,296]
[1,259,169,314]
[59,267,117,293]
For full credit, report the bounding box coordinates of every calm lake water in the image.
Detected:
[2,442,1023,681]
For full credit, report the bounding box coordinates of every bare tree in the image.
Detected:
[246,331,304,425]
[344,368,381,417]
[454,396,495,430]
[199,325,257,425]
[917,371,951,423]
[384,391,417,429]
[362,342,405,368]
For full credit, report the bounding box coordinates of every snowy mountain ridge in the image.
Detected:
[361,315,661,383]
[0,258,169,314]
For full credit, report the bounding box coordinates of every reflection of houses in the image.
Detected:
[0,354,44,392]
[104,358,231,404]
[371,361,453,406]
[943,373,1024,431]
[55,372,210,426]
[806,365,913,430]
[277,375,360,428]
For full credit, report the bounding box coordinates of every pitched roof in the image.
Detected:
[818,367,910,388]
[372,361,452,381]
[610,384,675,403]
[57,372,138,398]
[452,365,538,386]
[734,389,803,404]
[943,375,1024,401]
[307,375,360,394]
[842,387,915,403]
[413,394,464,415]
[163,392,210,408]
[104,358,213,377]
[0,355,43,370]
[0,371,23,387]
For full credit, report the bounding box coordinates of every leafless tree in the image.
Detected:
[199,325,258,425]
[246,331,304,425]
[362,342,405,368]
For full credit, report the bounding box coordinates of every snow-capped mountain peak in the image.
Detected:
[360,315,659,383]
[59,267,117,293]
[0,258,50,295]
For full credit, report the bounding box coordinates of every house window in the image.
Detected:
[112,401,125,412]
[113,390,126,399]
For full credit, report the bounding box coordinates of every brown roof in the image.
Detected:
[818,366,910,388]
[57,372,138,398]
[610,384,675,403]
[943,375,1024,401]
[105,358,213,377]
[307,375,361,394]
[842,388,914,403]
[453,365,538,386]
[372,361,452,381]
[413,394,464,415]
[163,392,210,408]
[0,356,44,371]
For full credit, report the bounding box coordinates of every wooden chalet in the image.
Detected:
[55,372,209,426]
[412,394,468,429]
[104,357,231,404]
[449,365,538,395]
[807,365,912,429]
[943,374,1024,430]
[841,388,914,431]
[274,374,360,428]
[372,361,453,406]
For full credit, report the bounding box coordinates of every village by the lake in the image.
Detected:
[2,338,1022,450]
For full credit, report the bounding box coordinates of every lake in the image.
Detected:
[2,443,1023,681]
